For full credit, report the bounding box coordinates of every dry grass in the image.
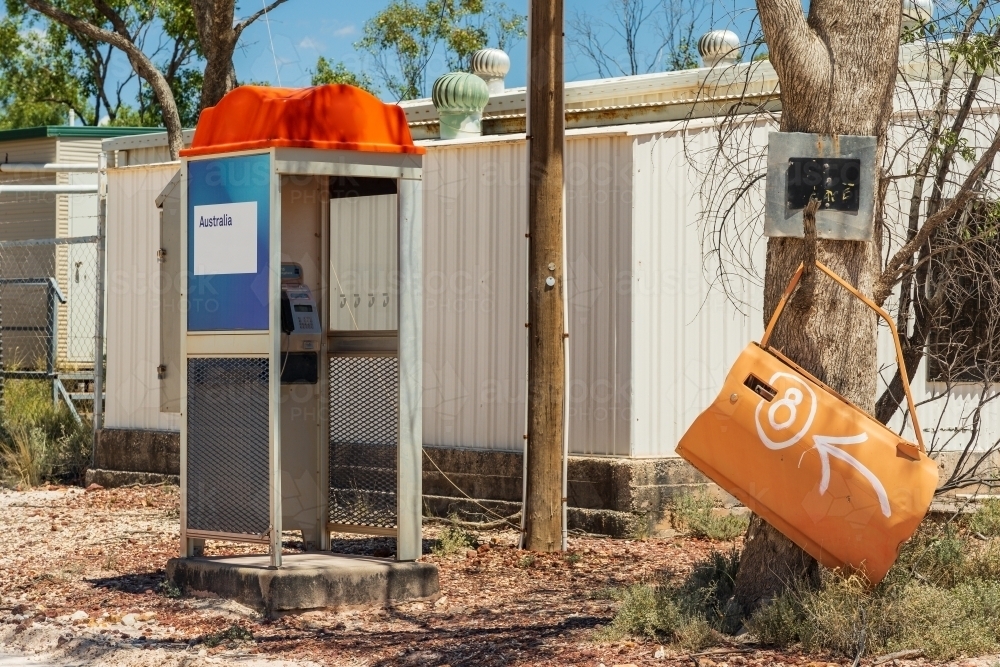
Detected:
[0,378,90,487]
[670,490,748,541]
[605,501,1000,662]
[599,547,740,647]
[747,517,1000,661]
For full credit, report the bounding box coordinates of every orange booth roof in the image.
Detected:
[180,85,424,157]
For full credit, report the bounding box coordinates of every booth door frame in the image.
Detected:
[179,147,423,566]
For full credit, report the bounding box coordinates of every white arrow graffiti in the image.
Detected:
[755,371,892,519]
[805,433,891,518]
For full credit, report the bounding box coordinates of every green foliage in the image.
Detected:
[203,624,253,648]
[968,497,1000,537]
[931,130,977,163]
[0,379,90,487]
[1,0,201,129]
[358,0,526,100]
[671,490,749,541]
[432,519,478,556]
[311,57,377,94]
[157,579,182,599]
[949,30,1000,76]
[518,553,536,568]
[601,549,737,648]
[663,38,699,71]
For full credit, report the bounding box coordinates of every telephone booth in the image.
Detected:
[177,86,424,566]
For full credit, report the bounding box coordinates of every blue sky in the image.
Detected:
[232,0,759,92]
[2,0,760,106]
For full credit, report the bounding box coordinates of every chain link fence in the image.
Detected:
[0,236,101,421]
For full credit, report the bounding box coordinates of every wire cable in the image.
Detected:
[261,0,282,86]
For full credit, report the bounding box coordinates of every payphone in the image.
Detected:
[280,263,321,385]
[177,83,424,568]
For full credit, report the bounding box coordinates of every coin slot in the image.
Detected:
[744,374,777,401]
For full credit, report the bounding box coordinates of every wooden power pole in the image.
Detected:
[524,0,566,553]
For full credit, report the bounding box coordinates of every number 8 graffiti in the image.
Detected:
[754,372,891,518]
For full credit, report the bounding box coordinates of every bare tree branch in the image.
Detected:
[874,129,1000,305]
[235,0,292,35]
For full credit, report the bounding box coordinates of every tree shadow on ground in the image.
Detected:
[86,570,166,595]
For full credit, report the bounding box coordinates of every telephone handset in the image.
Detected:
[279,263,321,384]
[281,290,294,335]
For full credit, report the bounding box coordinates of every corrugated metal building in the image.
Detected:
[0,126,161,370]
[95,49,999,495]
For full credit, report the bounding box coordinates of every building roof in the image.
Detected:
[400,60,782,138]
[181,85,424,157]
[0,125,167,144]
[398,40,945,139]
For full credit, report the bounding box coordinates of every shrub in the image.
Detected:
[203,624,253,648]
[671,491,748,541]
[748,555,1000,661]
[432,519,478,556]
[968,496,1000,537]
[0,379,91,486]
[603,549,740,646]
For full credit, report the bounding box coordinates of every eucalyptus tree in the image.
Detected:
[692,0,1000,615]
[358,0,526,101]
[18,0,292,158]
[1,0,200,128]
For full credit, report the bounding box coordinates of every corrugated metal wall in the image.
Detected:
[329,194,398,331]
[100,123,1000,458]
[565,134,633,456]
[56,140,102,366]
[629,124,766,457]
[422,139,528,450]
[421,133,633,455]
[0,137,58,241]
[105,164,181,431]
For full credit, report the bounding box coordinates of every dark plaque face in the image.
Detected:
[786,157,861,212]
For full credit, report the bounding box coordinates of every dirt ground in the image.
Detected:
[0,485,997,667]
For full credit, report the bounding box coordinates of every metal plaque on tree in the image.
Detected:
[764,132,877,241]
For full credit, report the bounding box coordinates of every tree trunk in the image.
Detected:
[733,0,902,616]
[192,0,290,111]
[22,0,185,160]
[191,0,241,110]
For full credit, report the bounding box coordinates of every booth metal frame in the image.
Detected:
[178,146,423,567]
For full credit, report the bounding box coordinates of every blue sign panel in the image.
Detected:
[187,154,271,331]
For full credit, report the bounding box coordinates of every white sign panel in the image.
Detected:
[192,202,258,275]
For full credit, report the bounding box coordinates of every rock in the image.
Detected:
[70,610,88,622]
[434,595,448,607]
[696,659,717,667]
[138,612,156,621]
[477,543,491,554]
[85,483,104,492]
[654,646,667,659]
[122,613,137,627]
[465,549,477,559]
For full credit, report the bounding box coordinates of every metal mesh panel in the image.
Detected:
[0,237,101,417]
[187,357,270,535]
[329,356,399,528]
[0,238,100,369]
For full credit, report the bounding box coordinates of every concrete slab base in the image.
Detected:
[166,553,439,615]
[85,468,179,488]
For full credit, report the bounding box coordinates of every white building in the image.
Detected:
[92,34,1000,528]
